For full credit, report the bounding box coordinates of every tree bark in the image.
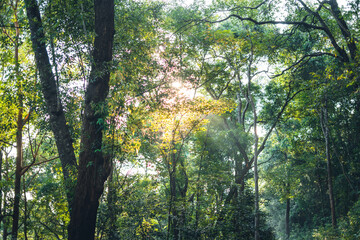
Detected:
[328,0,357,61]
[11,170,21,240]
[12,80,22,240]
[24,0,78,207]
[67,0,114,239]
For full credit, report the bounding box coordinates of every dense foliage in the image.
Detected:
[0,0,359,239]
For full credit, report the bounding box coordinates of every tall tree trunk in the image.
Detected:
[12,13,23,239]
[67,0,114,239]
[12,90,23,240]
[24,0,78,207]
[246,46,260,240]
[11,171,21,240]
[253,134,259,240]
[320,99,337,228]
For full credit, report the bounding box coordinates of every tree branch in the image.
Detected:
[200,15,326,31]
[296,0,350,62]
[271,52,336,78]
[21,156,59,175]
[256,87,306,156]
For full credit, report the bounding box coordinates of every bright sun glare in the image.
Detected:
[171,80,197,100]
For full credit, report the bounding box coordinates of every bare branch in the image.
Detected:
[21,156,59,175]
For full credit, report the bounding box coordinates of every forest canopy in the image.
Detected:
[0,0,359,239]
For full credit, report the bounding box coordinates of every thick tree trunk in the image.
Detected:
[24,0,78,207]
[67,0,114,239]
[12,91,22,240]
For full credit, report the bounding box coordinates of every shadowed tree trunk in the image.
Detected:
[25,0,114,239]
[67,0,114,238]
[11,6,26,238]
[24,0,78,208]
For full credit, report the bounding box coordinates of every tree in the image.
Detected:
[194,1,359,237]
[145,97,232,239]
[170,11,302,236]
[24,0,114,239]
[0,1,42,238]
